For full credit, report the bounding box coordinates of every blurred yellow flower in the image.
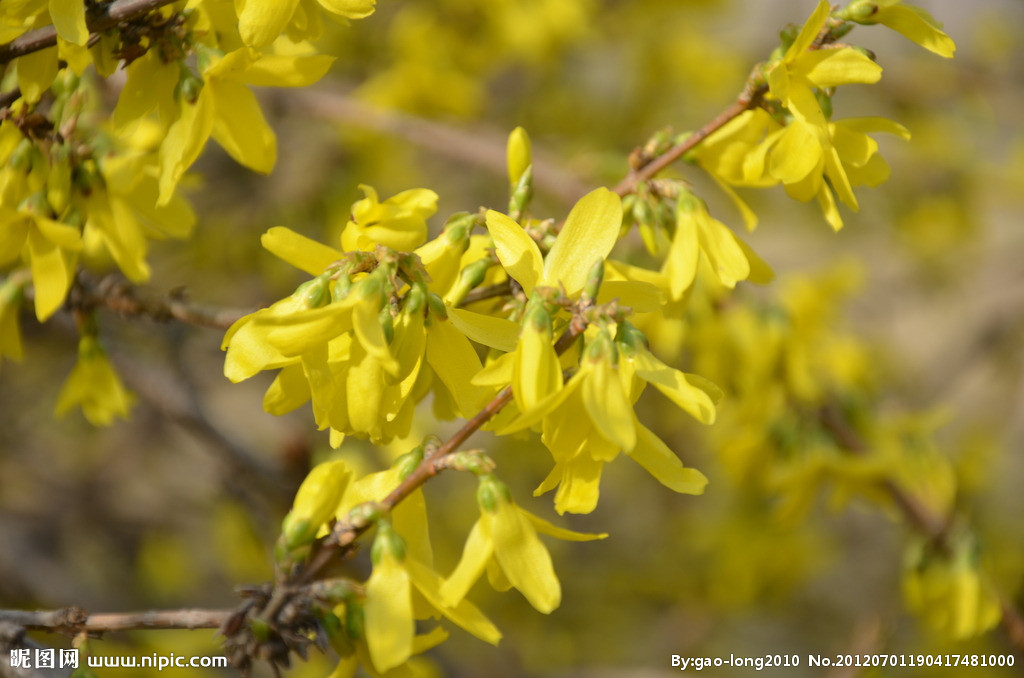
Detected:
[237,0,375,48]
[54,336,134,426]
[840,0,956,57]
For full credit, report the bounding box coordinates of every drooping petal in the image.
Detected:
[490,502,560,613]
[49,0,89,45]
[440,518,493,607]
[581,357,635,451]
[364,551,414,673]
[237,0,302,48]
[485,210,542,294]
[209,79,276,174]
[630,423,708,495]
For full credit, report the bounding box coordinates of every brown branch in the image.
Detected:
[0,608,231,634]
[0,0,178,64]
[70,273,251,330]
[612,81,766,198]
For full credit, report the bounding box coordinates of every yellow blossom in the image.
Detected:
[340,185,439,253]
[236,0,375,48]
[839,0,955,58]
[441,475,605,613]
[767,1,882,126]
[54,336,134,426]
[485,187,622,297]
[158,47,335,204]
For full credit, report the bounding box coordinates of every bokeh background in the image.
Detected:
[2,0,1023,676]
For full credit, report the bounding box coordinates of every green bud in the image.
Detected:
[394,442,425,479]
[506,126,532,188]
[615,321,647,356]
[426,291,447,320]
[345,601,365,640]
[177,66,204,104]
[370,520,406,565]
[447,258,493,306]
[345,501,383,531]
[779,23,800,51]
[250,618,271,643]
[837,1,879,23]
[477,474,510,513]
[403,283,426,314]
[583,327,617,365]
[581,259,605,305]
[296,273,331,309]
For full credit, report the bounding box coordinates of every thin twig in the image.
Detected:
[612,82,766,198]
[70,273,251,330]
[0,608,231,633]
[0,0,178,64]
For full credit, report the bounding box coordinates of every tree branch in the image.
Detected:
[612,81,766,198]
[69,273,251,330]
[0,608,231,634]
[0,0,179,64]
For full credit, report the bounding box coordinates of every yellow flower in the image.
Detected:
[485,187,622,298]
[340,469,500,672]
[743,117,910,230]
[767,1,882,126]
[839,0,955,58]
[662,191,770,298]
[236,0,375,48]
[340,185,439,253]
[499,325,714,514]
[54,336,134,426]
[0,207,82,321]
[441,475,606,613]
[158,47,335,204]
[511,300,562,411]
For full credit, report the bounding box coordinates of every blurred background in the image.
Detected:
[1,0,1023,675]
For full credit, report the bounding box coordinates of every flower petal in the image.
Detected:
[485,210,542,294]
[542,187,622,296]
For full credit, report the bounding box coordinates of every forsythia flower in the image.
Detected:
[0,207,82,321]
[54,336,134,426]
[330,464,500,673]
[340,185,439,252]
[662,191,769,299]
[158,47,335,204]
[839,0,956,57]
[903,537,1001,640]
[441,475,606,614]
[501,327,713,514]
[485,187,623,298]
[236,0,376,48]
[767,1,882,125]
